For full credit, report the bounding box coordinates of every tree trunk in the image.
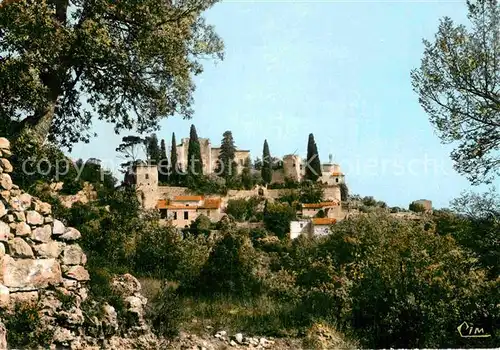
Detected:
[18,102,56,145]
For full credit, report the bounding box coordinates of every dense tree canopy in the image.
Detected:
[0,0,224,148]
[261,140,272,184]
[411,0,499,184]
[216,130,236,181]
[305,133,321,181]
[187,124,202,177]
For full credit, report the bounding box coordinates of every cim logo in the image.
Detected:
[457,321,491,338]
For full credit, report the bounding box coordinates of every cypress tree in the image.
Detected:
[170,133,179,184]
[158,139,168,183]
[217,130,237,182]
[187,124,203,178]
[262,140,272,184]
[305,133,322,181]
[146,133,161,164]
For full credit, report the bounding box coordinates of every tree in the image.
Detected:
[159,139,168,183]
[115,135,145,174]
[305,133,322,181]
[216,130,237,182]
[409,201,426,213]
[263,201,296,239]
[241,157,253,190]
[170,133,179,185]
[339,183,349,202]
[190,214,212,236]
[0,0,224,149]
[262,140,272,184]
[299,180,324,204]
[187,125,203,178]
[146,133,161,164]
[411,0,500,184]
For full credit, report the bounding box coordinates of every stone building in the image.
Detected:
[156,196,222,227]
[175,137,250,176]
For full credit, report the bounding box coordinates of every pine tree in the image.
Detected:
[160,139,167,160]
[262,140,272,184]
[187,124,203,178]
[305,133,322,181]
[241,157,253,190]
[170,133,179,185]
[146,133,161,164]
[217,131,237,182]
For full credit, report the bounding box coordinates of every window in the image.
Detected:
[240,159,244,165]
[173,212,177,220]
[145,174,149,180]
[185,204,189,206]
[207,210,211,216]
[300,223,303,228]
[335,178,339,183]
[184,211,188,220]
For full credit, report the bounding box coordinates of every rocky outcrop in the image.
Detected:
[0,138,153,349]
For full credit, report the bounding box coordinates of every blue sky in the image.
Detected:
[70,0,497,209]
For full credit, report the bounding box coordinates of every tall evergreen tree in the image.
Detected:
[146,133,161,164]
[170,133,179,185]
[187,124,203,178]
[262,140,272,184]
[217,131,237,182]
[241,157,253,190]
[158,139,168,183]
[305,133,322,181]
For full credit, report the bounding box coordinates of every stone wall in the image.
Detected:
[0,137,91,346]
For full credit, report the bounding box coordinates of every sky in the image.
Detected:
[70,0,497,209]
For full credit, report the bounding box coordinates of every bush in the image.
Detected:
[195,232,261,297]
[263,202,296,239]
[148,285,184,338]
[1,302,54,349]
[409,201,426,212]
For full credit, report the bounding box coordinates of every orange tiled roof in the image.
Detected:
[302,201,338,209]
[312,218,337,225]
[331,172,343,176]
[156,199,168,209]
[199,198,221,209]
[173,195,203,201]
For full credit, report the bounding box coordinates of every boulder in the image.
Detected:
[0,174,12,190]
[0,322,6,350]
[0,159,12,173]
[111,274,141,297]
[53,219,65,235]
[19,193,32,209]
[62,244,87,265]
[26,210,44,225]
[33,241,62,259]
[0,222,9,242]
[0,256,62,290]
[64,266,90,281]
[15,222,31,236]
[9,237,34,258]
[0,284,9,308]
[0,201,6,218]
[9,291,39,305]
[59,227,81,241]
[0,138,10,150]
[31,224,52,243]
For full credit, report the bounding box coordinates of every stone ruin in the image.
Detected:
[0,138,154,349]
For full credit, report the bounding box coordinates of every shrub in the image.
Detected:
[148,285,184,338]
[189,214,212,236]
[263,202,296,239]
[409,201,426,212]
[195,232,261,297]
[1,302,54,349]
[226,199,248,221]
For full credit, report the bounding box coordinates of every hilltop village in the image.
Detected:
[130,127,431,239]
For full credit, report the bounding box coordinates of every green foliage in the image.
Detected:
[1,302,54,349]
[187,124,203,179]
[411,0,500,184]
[190,214,212,236]
[305,133,322,182]
[187,174,227,195]
[226,198,248,221]
[145,133,161,164]
[169,132,180,185]
[361,196,377,206]
[196,231,261,297]
[261,140,272,184]
[263,201,296,239]
[299,180,324,204]
[409,201,426,212]
[0,0,224,148]
[148,285,184,338]
[216,130,237,182]
[241,157,254,190]
[339,183,349,201]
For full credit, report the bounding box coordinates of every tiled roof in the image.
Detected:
[312,218,337,225]
[173,195,203,201]
[302,201,338,209]
[165,205,198,210]
[331,172,343,176]
[199,198,221,209]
